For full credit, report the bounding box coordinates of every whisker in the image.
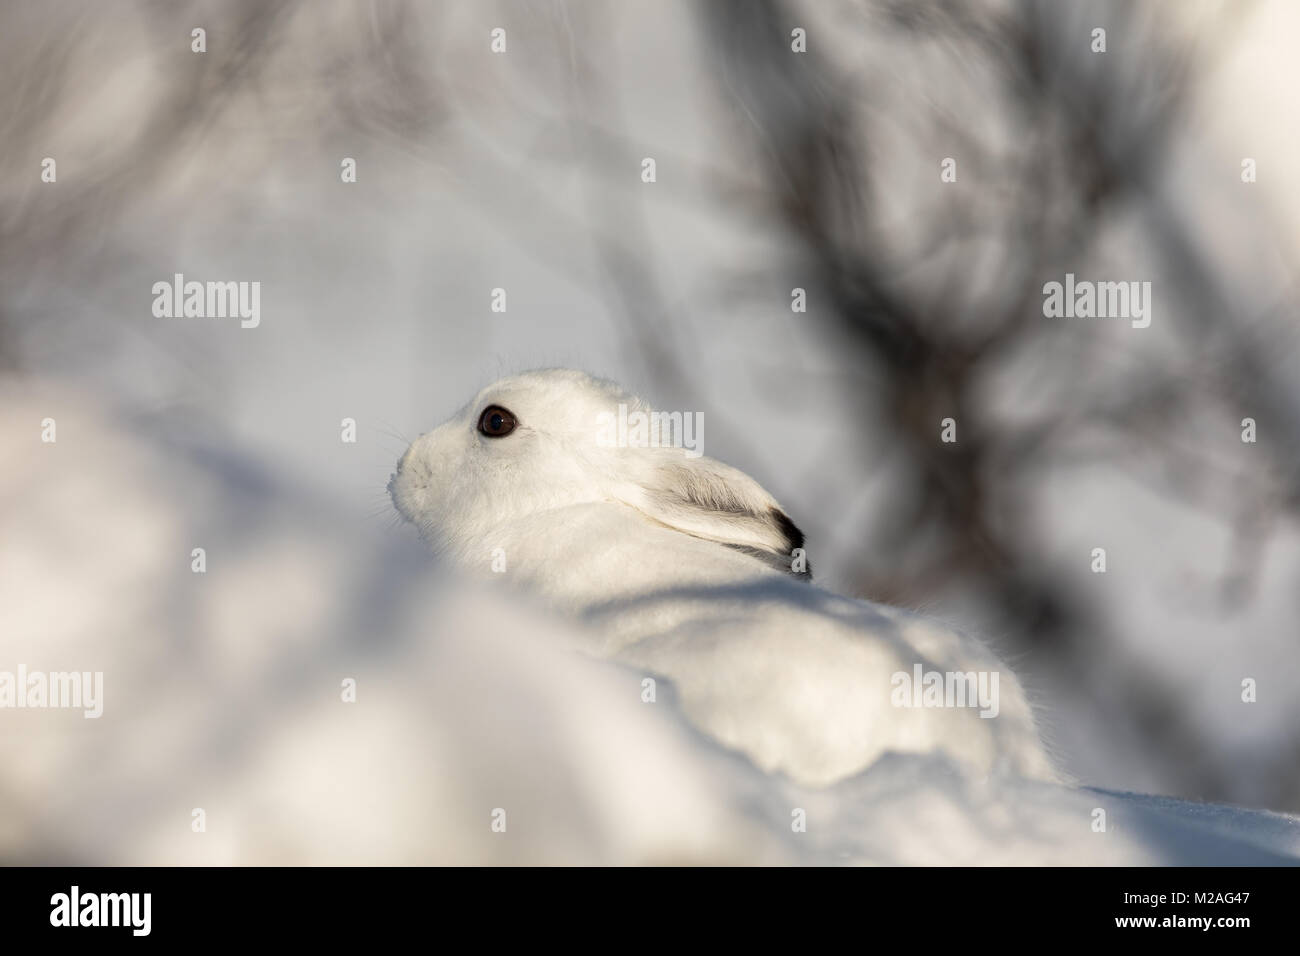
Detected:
[376,418,412,447]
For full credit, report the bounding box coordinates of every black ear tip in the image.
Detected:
[769,508,813,581]
[770,507,804,552]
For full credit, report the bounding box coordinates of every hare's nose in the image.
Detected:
[388,453,408,495]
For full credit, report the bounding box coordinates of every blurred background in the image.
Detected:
[2,0,1298,818]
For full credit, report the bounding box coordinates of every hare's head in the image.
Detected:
[389,369,807,575]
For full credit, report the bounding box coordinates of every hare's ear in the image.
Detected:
[613,458,810,577]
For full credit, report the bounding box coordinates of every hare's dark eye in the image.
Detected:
[477,404,517,438]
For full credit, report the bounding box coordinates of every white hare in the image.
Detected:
[390,369,1056,787]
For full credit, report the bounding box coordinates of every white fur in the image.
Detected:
[391,369,1057,786]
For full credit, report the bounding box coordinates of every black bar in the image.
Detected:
[1,866,1292,942]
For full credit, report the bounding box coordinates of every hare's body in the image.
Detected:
[391,369,1056,786]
